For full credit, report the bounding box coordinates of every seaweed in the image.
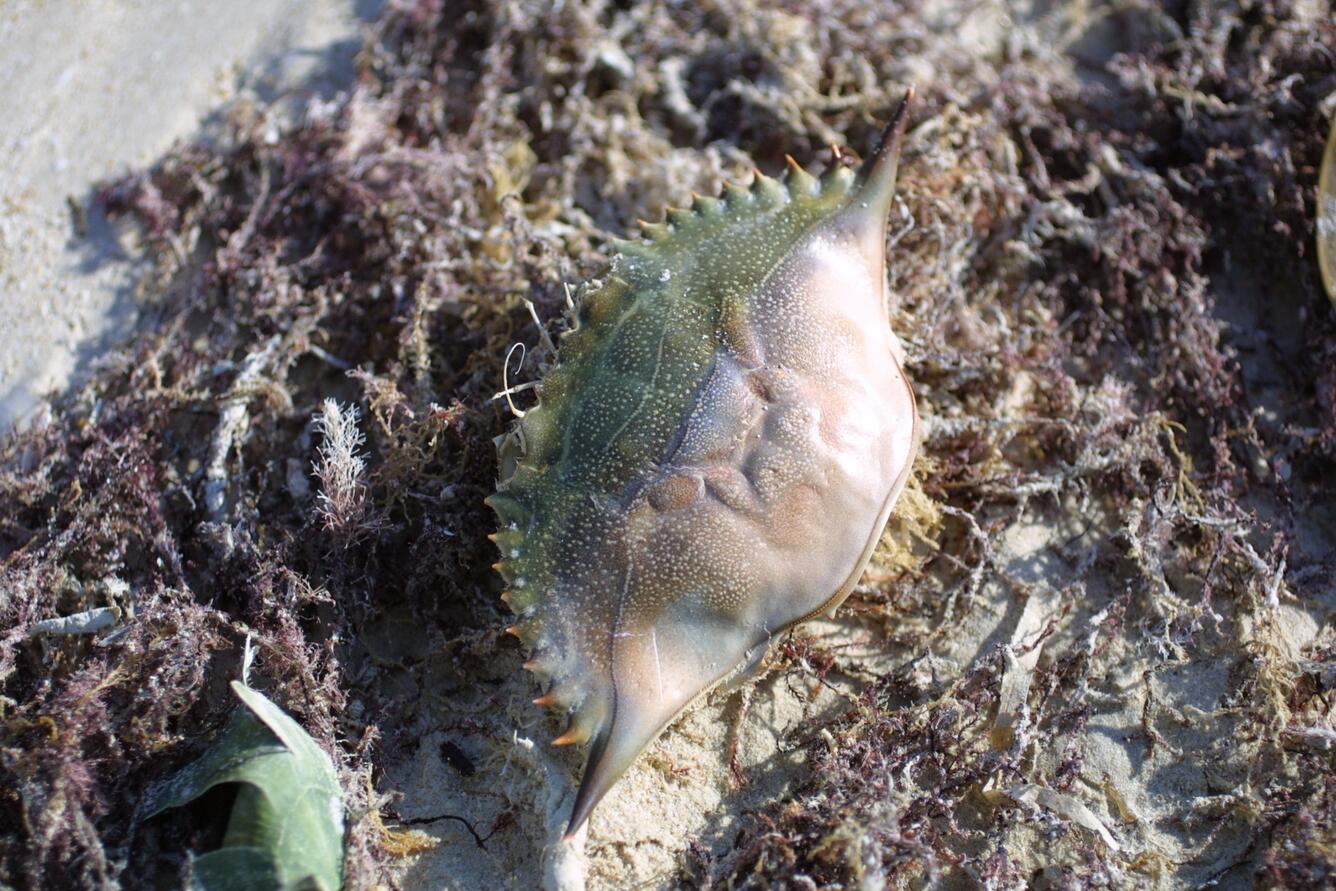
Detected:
[1,0,1334,888]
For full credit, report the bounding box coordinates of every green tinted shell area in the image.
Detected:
[492,172,858,662]
[485,151,917,835]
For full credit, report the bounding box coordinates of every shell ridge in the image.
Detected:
[658,351,722,467]
[595,314,672,456]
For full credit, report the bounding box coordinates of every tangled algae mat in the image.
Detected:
[3,0,1336,888]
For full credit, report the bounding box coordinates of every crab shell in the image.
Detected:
[487,90,919,836]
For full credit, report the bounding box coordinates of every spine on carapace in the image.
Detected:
[852,86,915,235]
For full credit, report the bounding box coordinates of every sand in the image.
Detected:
[0,0,382,429]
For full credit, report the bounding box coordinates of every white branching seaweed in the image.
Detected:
[312,399,378,541]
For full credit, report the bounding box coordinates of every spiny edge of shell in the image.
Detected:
[487,515,608,743]
[502,603,610,745]
[615,161,857,251]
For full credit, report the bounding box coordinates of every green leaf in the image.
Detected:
[145,681,345,891]
[1319,110,1336,308]
[191,848,282,891]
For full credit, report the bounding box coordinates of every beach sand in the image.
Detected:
[0,0,381,428]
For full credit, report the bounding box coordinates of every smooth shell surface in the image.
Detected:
[487,91,920,835]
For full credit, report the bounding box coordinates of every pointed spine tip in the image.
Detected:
[563,723,614,836]
[552,728,585,746]
[486,493,527,524]
[858,85,915,213]
[784,155,818,195]
[637,220,670,242]
[692,194,722,216]
[752,170,785,204]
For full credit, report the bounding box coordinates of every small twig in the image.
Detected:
[391,811,493,850]
[306,343,353,370]
[202,335,282,522]
[28,608,117,637]
[726,684,754,790]
[1283,725,1336,750]
[493,343,533,418]
[525,298,558,355]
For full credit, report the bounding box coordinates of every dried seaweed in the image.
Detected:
[1,0,1334,888]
